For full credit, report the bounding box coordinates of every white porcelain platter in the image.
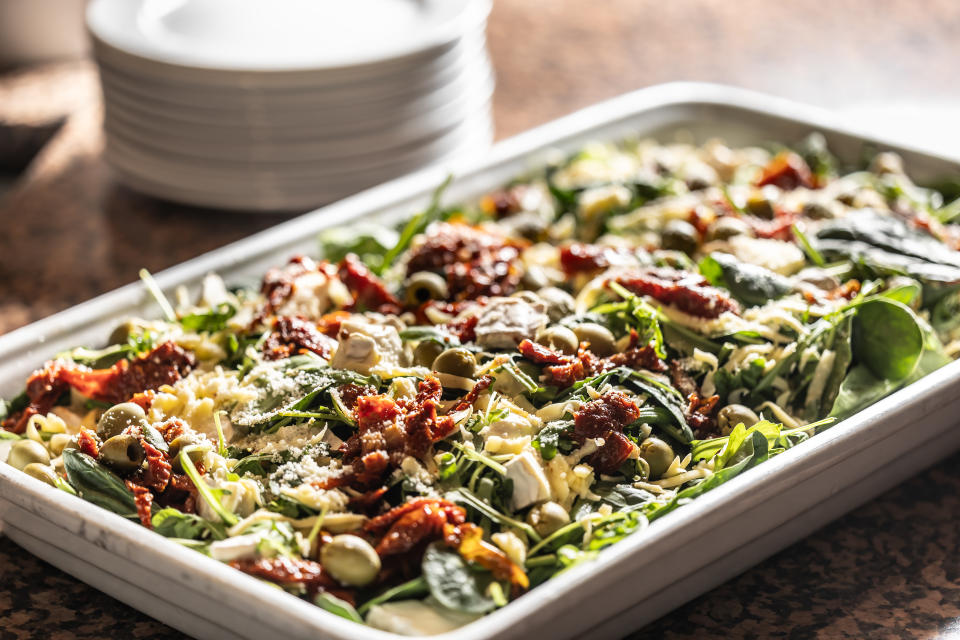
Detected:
[87,0,489,72]
[2,84,960,639]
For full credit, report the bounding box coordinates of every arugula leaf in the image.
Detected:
[422,543,496,614]
[318,224,396,272]
[152,508,227,540]
[593,281,665,358]
[315,592,364,623]
[356,577,429,616]
[531,420,574,461]
[179,303,236,333]
[377,175,453,275]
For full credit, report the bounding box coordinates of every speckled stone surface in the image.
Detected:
[2,0,960,637]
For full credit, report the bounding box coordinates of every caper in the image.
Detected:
[22,462,58,487]
[527,501,570,537]
[638,437,675,479]
[413,340,444,368]
[572,323,616,357]
[745,191,775,219]
[717,404,760,434]
[404,271,448,306]
[660,219,699,255]
[706,216,751,241]
[99,434,145,474]
[537,286,575,323]
[800,201,836,220]
[320,534,381,587]
[431,348,477,378]
[97,402,147,440]
[7,439,51,471]
[535,326,579,356]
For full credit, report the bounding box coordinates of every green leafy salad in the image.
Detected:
[4,133,960,634]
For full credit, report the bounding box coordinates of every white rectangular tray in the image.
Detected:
[2,82,960,640]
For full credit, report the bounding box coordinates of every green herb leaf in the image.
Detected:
[422,542,496,614]
[851,298,924,381]
[699,252,791,307]
[179,303,236,333]
[315,592,364,623]
[63,449,141,519]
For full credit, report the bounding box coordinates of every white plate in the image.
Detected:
[100,72,494,161]
[95,53,493,130]
[6,84,960,639]
[87,0,489,72]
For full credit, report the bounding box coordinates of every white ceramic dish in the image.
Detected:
[3,83,960,639]
[87,0,488,72]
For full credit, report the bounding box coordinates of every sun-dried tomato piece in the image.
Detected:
[518,339,571,366]
[445,314,479,343]
[587,431,635,475]
[742,211,797,241]
[559,242,635,276]
[449,375,493,414]
[668,360,698,398]
[141,441,171,493]
[338,254,402,314]
[405,223,525,301]
[443,522,529,593]
[756,151,816,190]
[608,344,666,373]
[612,268,740,319]
[77,427,100,459]
[57,342,195,405]
[574,391,641,440]
[262,316,337,360]
[125,480,154,528]
[260,255,314,317]
[685,392,720,437]
[365,498,466,558]
[337,383,376,410]
[316,310,351,337]
[480,187,523,218]
[231,556,348,600]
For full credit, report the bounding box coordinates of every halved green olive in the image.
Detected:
[745,191,775,219]
[22,462,58,487]
[537,287,575,322]
[99,434,145,474]
[717,404,759,434]
[536,326,579,355]
[527,501,570,537]
[572,323,616,357]
[7,439,51,471]
[638,437,675,479]
[321,534,381,587]
[404,271,448,306]
[97,402,147,440]
[413,340,445,368]
[168,434,207,472]
[432,348,477,379]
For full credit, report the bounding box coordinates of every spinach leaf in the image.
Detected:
[851,298,923,381]
[0,391,28,423]
[152,508,226,540]
[813,315,853,418]
[63,449,141,519]
[356,577,430,616]
[699,253,791,307]
[318,224,396,272]
[179,303,236,333]
[422,542,496,614]
[623,371,693,444]
[593,282,665,358]
[531,420,574,460]
[827,364,898,419]
[595,483,658,513]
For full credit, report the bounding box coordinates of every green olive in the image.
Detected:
[99,434,145,473]
[7,439,51,471]
[520,265,549,290]
[572,323,616,357]
[320,534,381,587]
[413,340,445,368]
[168,434,206,472]
[97,402,147,440]
[107,320,136,345]
[535,326,579,356]
[800,201,836,220]
[22,462,58,487]
[527,501,570,537]
[653,250,696,271]
[745,191,775,219]
[404,271,448,306]
[660,219,699,255]
[638,437,675,479]
[431,348,477,378]
[717,404,760,434]
[537,287,575,323]
[706,216,751,241]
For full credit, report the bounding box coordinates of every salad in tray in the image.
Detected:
[4,133,960,634]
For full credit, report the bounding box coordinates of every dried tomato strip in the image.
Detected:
[612,268,740,319]
[77,428,100,459]
[443,522,529,593]
[125,480,154,529]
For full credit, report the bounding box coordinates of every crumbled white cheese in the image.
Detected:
[504,451,552,510]
[473,297,548,349]
[331,318,404,374]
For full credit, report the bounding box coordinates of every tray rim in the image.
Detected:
[2,81,960,639]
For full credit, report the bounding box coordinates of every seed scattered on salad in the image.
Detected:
[4,133,960,634]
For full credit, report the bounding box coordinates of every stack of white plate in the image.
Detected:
[86,0,494,211]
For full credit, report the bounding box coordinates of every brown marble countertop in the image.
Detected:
[2,0,960,637]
